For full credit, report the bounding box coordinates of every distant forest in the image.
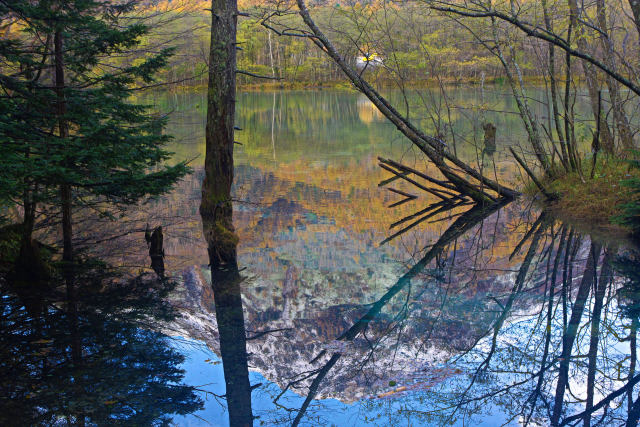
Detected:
[7,0,633,88]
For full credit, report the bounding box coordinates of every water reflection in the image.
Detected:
[0,259,202,425]
[8,88,637,425]
[184,195,640,426]
[209,263,253,426]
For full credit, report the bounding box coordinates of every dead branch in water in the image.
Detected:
[378,158,470,203]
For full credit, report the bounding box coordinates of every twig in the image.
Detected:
[509,147,556,200]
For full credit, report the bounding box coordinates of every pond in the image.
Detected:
[2,88,639,426]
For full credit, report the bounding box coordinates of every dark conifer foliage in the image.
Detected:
[0,0,189,246]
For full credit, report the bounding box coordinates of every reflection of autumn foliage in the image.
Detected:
[73,153,530,282]
[66,90,548,297]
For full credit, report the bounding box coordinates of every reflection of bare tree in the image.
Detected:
[551,242,601,426]
[280,200,509,425]
[262,195,640,426]
[425,228,639,427]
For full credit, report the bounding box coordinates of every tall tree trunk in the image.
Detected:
[18,185,37,268]
[201,0,239,268]
[54,31,72,269]
[567,0,616,153]
[201,1,253,425]
[596,0,634,153]
[542,0,569,171]
[488,16,551,174]
[55,29,84,426]
[628,0,640,49]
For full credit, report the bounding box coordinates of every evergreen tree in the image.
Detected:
[0,0,189,265]
[615,155,640,236]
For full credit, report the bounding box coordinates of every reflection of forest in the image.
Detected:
[0,264,202,425]
[152,88,592,168]
[81,159,535,284]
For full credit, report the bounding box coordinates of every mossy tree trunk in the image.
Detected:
[200,0,239,269]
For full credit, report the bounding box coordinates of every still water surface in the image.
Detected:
[3,88,639,426]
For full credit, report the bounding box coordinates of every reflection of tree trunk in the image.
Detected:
[629,397,640,427]
[291,353,340,427]
[200,0,238,269]
[271,91,276,161]
[211,264,253,427]
[481,212,548,370]
[66,278,85,426]
[629,317,638,420]
[528,226,568,418]
[341,200,509,342]
[584,247,612,427]
[562,372,640,426]
[551,242,602,426]
[629,316,640,427]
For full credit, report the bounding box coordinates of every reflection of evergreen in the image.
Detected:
[0,260,202,425]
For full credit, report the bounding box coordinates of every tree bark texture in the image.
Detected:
[201,0,239,269]
[201,1,253,425]
[567,0,616,153]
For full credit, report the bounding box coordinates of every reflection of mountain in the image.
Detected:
[167,202,554,402]
[168,265,528,402]
[135,89,638,424]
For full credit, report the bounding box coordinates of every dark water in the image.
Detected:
[2,88,639,426]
